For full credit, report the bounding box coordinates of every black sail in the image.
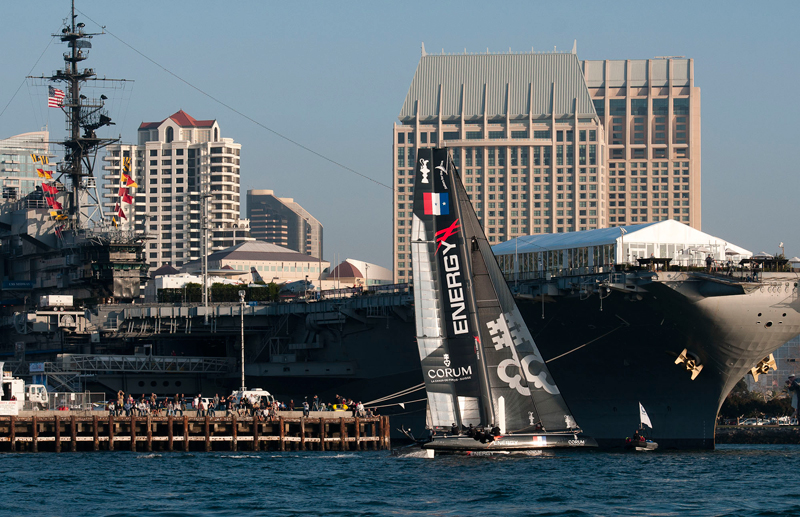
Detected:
[412,147,579,434]
[452,166,577,433]
[411,148,486,429]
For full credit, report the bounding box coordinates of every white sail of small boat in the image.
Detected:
[639,402,652,428]
[409,147,596,454]
[627,402,658,451]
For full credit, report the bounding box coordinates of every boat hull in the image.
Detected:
[421,432,597,454]
[515,272,800,449]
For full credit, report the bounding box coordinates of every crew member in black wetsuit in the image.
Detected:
[450,423,460,436]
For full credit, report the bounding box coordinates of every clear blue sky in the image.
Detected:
[1,0,798,267]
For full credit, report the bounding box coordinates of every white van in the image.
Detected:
[229,388,274,407]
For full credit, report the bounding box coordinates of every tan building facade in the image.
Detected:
[583,58,700,230]
[392,51,700,283]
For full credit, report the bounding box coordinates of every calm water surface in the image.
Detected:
[2,444,799,516]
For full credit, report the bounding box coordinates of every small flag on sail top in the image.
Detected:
[117,206,127,220]
[45,196,54,208]
[48,86,65,108]
[42,183,58,195]
[37,169,53,179]
[51,199,63,210]
[639,402,652,428]
[31,154,49,164]
[122,191,133,204]
[122,156,131,172]
[112,216,118,227]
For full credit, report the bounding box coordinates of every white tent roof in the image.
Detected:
[493,220,751,257]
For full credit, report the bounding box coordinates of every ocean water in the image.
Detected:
[1,445,799,516]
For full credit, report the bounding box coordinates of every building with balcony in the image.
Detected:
[102,111,252,268]
[392,48,700,282]
[0,131,53,202]
[246,189,323,260]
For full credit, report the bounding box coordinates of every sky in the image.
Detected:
[1,0,799,267]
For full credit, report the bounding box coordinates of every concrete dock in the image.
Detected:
[0,412,390,452]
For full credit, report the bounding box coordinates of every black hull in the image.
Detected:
[515,273,800,449]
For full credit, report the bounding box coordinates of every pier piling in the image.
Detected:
[0,414,389,453]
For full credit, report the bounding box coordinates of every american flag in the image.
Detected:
[48,86,65,108]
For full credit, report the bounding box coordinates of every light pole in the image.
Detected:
[364,263,369,291]
[239,289,246,391]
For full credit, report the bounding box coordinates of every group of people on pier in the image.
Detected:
[105,391,376,419]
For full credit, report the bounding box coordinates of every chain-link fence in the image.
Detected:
[24,392,107,412]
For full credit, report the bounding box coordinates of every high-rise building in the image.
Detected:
[0,131,53,201]
[102,110,251,268]
[582,58,700,229]
[392,49,699,282]
[246,189,323,260]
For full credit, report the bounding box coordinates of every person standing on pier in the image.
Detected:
[303,400,309,417]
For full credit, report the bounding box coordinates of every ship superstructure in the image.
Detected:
[0,1,147,304]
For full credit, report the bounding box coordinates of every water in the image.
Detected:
[2,445,800,516]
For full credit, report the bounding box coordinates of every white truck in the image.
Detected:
[229,388,275,408]
[1,365,49,414]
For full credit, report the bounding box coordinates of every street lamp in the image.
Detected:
[238,289,246,391]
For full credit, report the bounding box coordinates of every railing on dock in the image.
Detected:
[0,415,391,453]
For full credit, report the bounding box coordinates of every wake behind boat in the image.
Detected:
[409,148,597,455]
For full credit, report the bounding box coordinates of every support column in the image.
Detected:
[278,416,285,452]
[55,415,61,453]
[32,415,38,453]
[70,415,77,452]
[183,415,189,452]
[167,415,174,452]
[204,415,210,452]
[299,418,306,451]
[93,415,99,451]
[130,416,136,452]
[253,419,259,452]
[231,414,238,451]
[146,415,153,452]
[108,415,114,451]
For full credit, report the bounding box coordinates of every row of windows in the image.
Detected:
[593,98,690,118]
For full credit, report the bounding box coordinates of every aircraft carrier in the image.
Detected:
[2,2,799,449]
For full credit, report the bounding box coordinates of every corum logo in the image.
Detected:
[568,439,585,446]
[427,366,473,381]
[443,354,451,367]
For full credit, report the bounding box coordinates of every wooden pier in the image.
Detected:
[0,414,391,453]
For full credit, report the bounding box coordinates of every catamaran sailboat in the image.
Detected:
[409,148,597,454]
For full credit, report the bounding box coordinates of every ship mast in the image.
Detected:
[45,0,122,229]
